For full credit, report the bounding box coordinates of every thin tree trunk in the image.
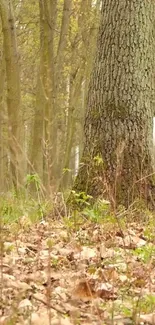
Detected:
[0,0,22,189]
[60,0,100,190]
[30,0,56,190]
[51,0,72,185]
[60,61,85,189]
[0,49,6,192]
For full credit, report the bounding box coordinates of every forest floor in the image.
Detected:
[0,197,155,325]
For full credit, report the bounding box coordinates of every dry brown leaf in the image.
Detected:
[74,246,97,260]
[96,282,117,300]
[119,275,128,283]
[0,316,10,325]
[139,313,155,324]
[116,234,146,248]
[1,209,154,325]
[103,267,119,281]
[33,292,46,302]
[106,316,133,325]
[30,310,52,325]
[18,299,33,311]
[51,317,73,325]
[100,246,116,259]
[54,286,68,301]
[29,312,41,325]
[3,273,15,282]
[72,279,96,300]
[16,280,31,290]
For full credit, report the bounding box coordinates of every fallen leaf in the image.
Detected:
[119,275,128,283]
[96,282,117,300]
[117,235,146,249]
[18,299,32,310]
[75,246,97,260]
[72,279,96,300]
[139,313,155,324]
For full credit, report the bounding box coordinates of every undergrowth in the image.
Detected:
[0,190,155,324]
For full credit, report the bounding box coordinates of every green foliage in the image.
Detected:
[63,211,84,232]
[133,245,155,263]
[93,154,104,166]
[0,191,50,225]
[144,218,155,241]
[71,190,92,204]
[121,306,132,318]
[83,198,110,222]
[62,168,72,174]
[69,190,93,209]
[137,294,155,313]
[110,293,155,318]
[51,257,59,268]
[28,200,49,223]
[26,174,41,192]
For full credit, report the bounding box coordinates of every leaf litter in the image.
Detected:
[0,213,155,325]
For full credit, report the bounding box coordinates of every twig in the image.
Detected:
[32,294,68,316]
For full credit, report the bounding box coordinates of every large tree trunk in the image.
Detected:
[74,0,155,207]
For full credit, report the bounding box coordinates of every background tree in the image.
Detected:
[0,0,23,189]
[0,0,101,195]
[74,0,155,207]
[0,41,6,191]
[29,0,100,193]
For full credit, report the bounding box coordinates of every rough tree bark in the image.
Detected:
[74,0,155,207]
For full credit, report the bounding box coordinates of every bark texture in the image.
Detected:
[74,0,155,207]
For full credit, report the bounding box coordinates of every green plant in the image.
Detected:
[83,198,110,223]
[133,245,155,263]
[63,211,84,232]
[70,190,92,206]
[0,191,51,225]
[93,154,104,166]
[26,174,41,192]
[136,294,155,313]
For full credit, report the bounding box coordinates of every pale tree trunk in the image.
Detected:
[60,61,85,189]
[0,0,23,190]
[60,0,101,190]
[74,0,155,207]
